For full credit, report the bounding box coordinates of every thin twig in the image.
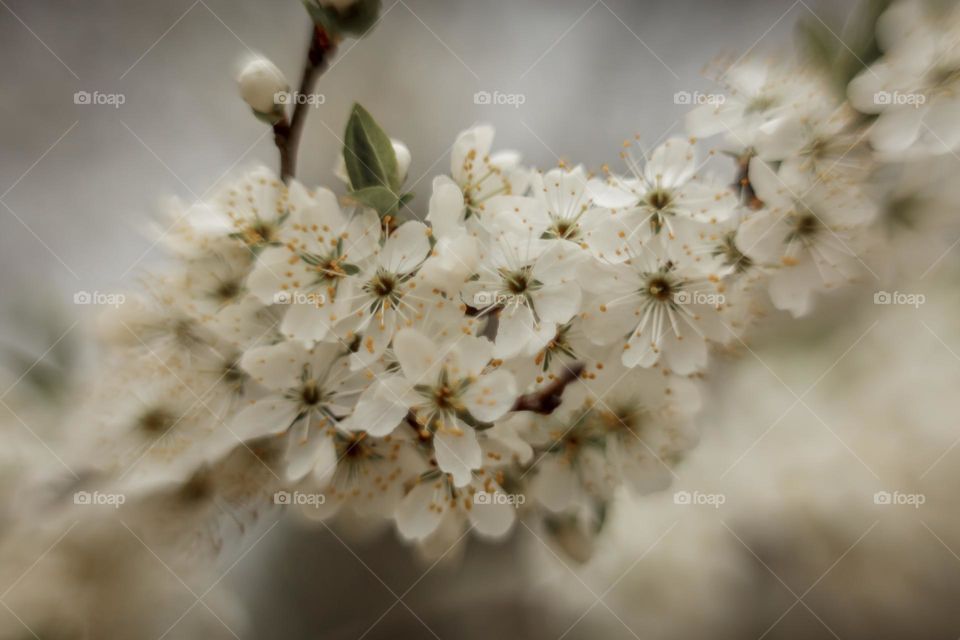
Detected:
[273,25,337,182]
[512,362,585,414]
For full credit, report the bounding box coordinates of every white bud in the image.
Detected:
[238,57,288,115]
[392,140,411,184]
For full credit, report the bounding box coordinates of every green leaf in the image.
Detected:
[795,16,841,92]
[344,103,399,191]
[349,185,403,217]
[251,106,284,126]
[836,0,893,86]
[795,0,893,97]
[304,0,381,38]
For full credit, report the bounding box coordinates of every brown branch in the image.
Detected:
[511,362,585,414]
[274,25,337,183]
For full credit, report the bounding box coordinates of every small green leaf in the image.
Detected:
[795,16,840,88]
[344,103,399,191]
[349,185,402,217]
[304,0,381,38]
[398,192,415,209]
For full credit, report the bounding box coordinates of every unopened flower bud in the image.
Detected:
[238,57,288,115]
[392,140,411,184]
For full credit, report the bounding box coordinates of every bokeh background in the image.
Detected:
[11,1,960,639]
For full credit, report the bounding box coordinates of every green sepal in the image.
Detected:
[303,0,382,38]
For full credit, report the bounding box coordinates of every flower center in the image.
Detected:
[646,276,674,301]
[339,433,374,461]
[745,94,777,114]
[244,220,275,245]
[300,380,322,406]
[214,279,242,302]
[646,189,673,211]
[433,384,459,410]
[138,407,177,435]
[500,265,536,296]
[789,211,820,242]
[714,231,753,273]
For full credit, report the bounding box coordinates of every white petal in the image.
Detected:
[463,369,516,422]
[286,425,335,482]
[531,282,581,324]
[241,341,306,391]
[644,138,696,189]
[530,457,576,512]
[468,492,516,538]
[395,481,444,541]
[379,221,431,274]
[344,376,412,436]
[280,300,336,343]
[585,178,640,209]
[451,335,493,379]
[231,397,301,441]
[426,175,466,239]
[871,105,924,154]
[434,423,481,487]
[393,328,440,382]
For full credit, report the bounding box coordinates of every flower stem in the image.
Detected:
[512,362,585,414]
[274,25,337,183]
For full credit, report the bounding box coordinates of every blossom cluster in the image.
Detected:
[55,0,960,561]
